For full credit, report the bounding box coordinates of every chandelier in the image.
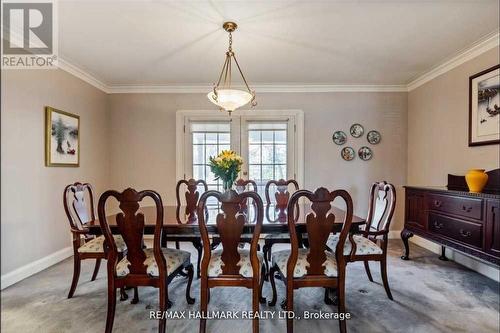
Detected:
[208,22,256,115]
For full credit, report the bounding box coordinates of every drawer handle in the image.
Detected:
[433,200,442,208]
[459,229,471,238]
[462,205,472,213]
[433,221,443,229]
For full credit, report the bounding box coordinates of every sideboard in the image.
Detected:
[401,169,500,266]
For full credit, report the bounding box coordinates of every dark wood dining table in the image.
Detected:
[85,203,366,235]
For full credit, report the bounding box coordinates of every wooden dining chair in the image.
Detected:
[98,188,195,333]
[262,179,300,278]
[327,181,396,300]
[161,178,207,278]
[197,189,266,333]
[268,187,354,333]
[63,182,127,299]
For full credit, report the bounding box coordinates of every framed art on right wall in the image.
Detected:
[469,64,500,146]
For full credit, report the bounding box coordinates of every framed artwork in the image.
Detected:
[469,64,500,146]
[45,107,80,167]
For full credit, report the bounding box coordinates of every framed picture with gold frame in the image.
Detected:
[45,107,80,167]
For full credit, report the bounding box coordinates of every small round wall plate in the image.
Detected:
[350,123,364,138]
[367,130,381,144]
[332,131,347,145]
[358,146,373,161]
[341,147,355,161]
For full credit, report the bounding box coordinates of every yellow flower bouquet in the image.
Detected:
[208,150,243,191]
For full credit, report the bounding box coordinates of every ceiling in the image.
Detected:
[58,0,499,88]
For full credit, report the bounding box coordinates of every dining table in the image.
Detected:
[85,203,366,236]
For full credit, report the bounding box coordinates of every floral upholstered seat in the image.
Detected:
[78,235,127,253]
[327,234,383,256]
[271,248,338,278]
[208,249,264,278]
[116,248,191,277]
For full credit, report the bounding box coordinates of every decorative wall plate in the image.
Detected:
[350,123,364,138]
[341,147,355,161]
[358,146,373,161]
[332,131,347,145]
[367,130,381,144]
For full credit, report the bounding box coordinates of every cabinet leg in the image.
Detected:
[438,246,448,261]
[401,229,414,260]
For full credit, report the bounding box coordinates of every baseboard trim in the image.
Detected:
[1,246,73,290]
[409,235,499,282]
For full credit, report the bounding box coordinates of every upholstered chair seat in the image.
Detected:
[271,248,338,278]
[116,248,191,277]
[78,235,127,253]
[327,234,383,256]
[208,249,264,278]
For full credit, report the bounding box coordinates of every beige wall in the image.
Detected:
[108,92,408,230]
[408,47,500,185]
[1,69,110,274]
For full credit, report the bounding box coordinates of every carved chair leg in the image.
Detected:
[91,258,101,281]
[131,287,139,304]
[267,266,277,306]
[363,260,374,282]
[67,255,81,298]
[253,280,260,333]
[159,284,167,333]
[200,278,208,333]
[105,287,117,333]
[400,229,414,260]
[337,277,347,333]
[193,240,203,279]
[185,264,196,304]
[323,288,336,305]
[259,264,266,304]
[262,243,270,281]
[161,232,167,248]
[119,287,128,301]
[380,259,393,300]
[286,285,294,333]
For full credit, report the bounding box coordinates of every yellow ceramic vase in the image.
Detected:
[465,169,488,193]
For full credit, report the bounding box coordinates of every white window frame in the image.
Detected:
[176,109,304,188]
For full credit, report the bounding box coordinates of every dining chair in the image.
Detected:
[262,179,300,278]
[197,189,266,333]
[327,181,396,300]
[98,188,195,333]
[63,182,127,299]
[161,178,207,278]
[268,187,354,333]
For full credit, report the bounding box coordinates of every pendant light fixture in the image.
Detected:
[208,21,256,115]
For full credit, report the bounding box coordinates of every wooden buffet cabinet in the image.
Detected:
[401,169,500,266]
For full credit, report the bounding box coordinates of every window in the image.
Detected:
[177,110,304,197]
[190,122,231,193]
[247,122,288,196]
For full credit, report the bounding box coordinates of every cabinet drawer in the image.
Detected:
[428,213,483,248]
[427,194,483,220]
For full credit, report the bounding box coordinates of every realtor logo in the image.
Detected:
[1,1,58,69]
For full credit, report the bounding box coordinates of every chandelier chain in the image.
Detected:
[228,32,232,52]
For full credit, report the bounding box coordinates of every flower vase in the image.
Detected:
[465,169,488,193]
[222,178,234,192]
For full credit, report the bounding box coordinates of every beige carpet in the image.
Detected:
[1,241,499,333]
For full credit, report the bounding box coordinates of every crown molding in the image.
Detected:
[106,84,408,94]
[55,31,498,94]
[57,58,110,93]
[407,31,499,91]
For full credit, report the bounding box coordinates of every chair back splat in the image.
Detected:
[176,178,208,223]
[98,188,165,277]
[287,187,354,276]
[265,179,299,222]
[197,189,263,277]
